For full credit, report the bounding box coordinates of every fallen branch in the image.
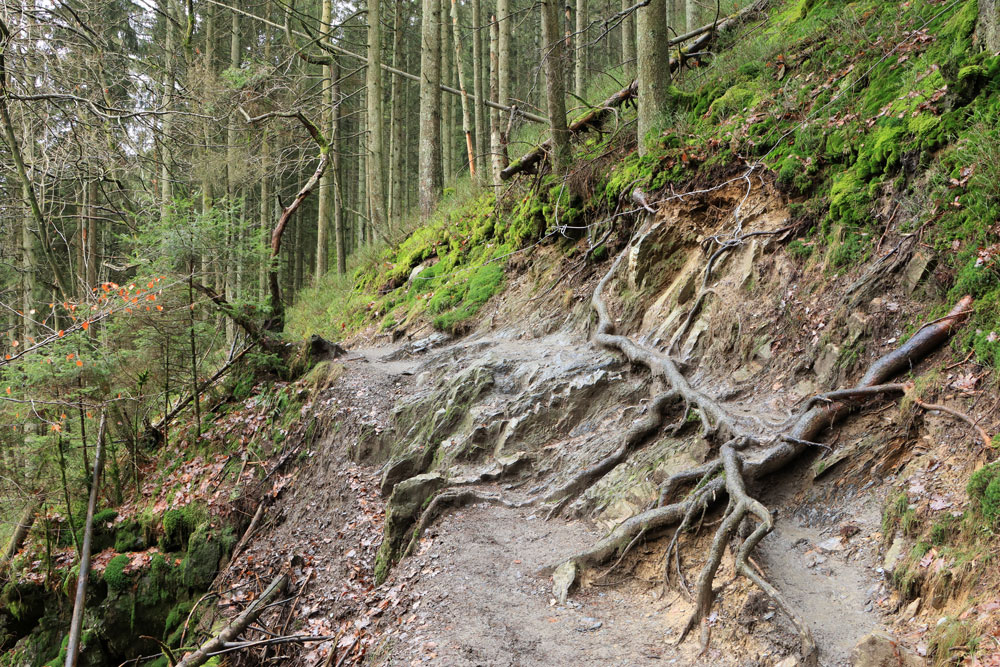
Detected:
[0,496,39,572]
[150,344,255,436]
[175,573,289,667]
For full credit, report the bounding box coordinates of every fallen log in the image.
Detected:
[175,573,289,667]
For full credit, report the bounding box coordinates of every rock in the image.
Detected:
[773,657,799,667]
[847,310,869,343]
[816,536,845,553]
[883,535,906,576]
[575,617,602,632]
[850,631,926,666]
[902,597,921,620]
[373,472,446,583]
[813,342,841,385]
[903,251,936,295]
[552,560,577,604]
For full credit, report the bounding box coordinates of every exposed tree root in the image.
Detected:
[543,390,680,519]
[403,489,521,558]
[548,226,975,663]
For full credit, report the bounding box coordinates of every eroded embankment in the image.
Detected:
[216,174,996,667]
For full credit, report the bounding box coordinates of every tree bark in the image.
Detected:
[575,0,587,98]
[450,0,477,175]
[367,0,387,236]
[636,0,671,154]
[418,0,443,213]
[389,0,406,224]
[489,15,506,185]
[315,0,333,283]
[541,0,571,171]
[65,412,108,667]
[472,0,487,178]
[621,0,636,78]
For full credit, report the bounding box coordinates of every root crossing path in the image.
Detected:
[226,211,972,666]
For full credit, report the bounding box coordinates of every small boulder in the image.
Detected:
[850,631,926,666]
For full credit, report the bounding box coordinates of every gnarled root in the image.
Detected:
[549,234,974,662]
[543,390,680,519]
[403,489,520,558]
[679,438,818,665]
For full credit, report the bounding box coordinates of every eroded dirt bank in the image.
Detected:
[218,176,998,667]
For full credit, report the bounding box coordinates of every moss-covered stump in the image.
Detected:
[374,472,445,584]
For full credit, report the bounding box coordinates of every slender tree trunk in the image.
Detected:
[65,413,108,667]
[315,0,333,282]
[621,0,636,77]
[686,0,697,31]
[636,0,671,153]
[418,0,443,213]
[440,5,453,182]
[367,0,387,236]
[389,0,406,224]
[489,15,505,185]
[333,61,346,274]
[497,0,511,174]
[86,179,98,288]
[450,0,476,175]
[541,0,571,170]
[159,0,175,222]
[225,7,241,343]
[575,0,587,98]
[472,0,486,178]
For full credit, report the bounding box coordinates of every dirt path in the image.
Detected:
[379,502,700,666]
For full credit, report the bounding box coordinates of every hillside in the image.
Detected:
[3,0,1000,665]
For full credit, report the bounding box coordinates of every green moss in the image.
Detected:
[161,504,204,552]
[967,461,1000,528]
[104,554,133,593]
[181,523,236,589]
[707,84,758,123]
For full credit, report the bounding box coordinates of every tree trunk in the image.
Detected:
[541,0,571,171]
[389,0,406,224]
[316,0,333,283]
[333,61,346,274]
[636,0,671,154]
[575,0,587,98]
[367,0,387,237]
[489,15,505,185]
[65,413,108,667]
[450,0,477,176]
[225,7,241,343]
[686,0,698,31]
[418,0,443,213]
[472,0,487,178]
[440,4,453,182]
[621,0,636,77]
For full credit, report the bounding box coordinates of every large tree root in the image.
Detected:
[403,489,521,558]
[548,228,974,663]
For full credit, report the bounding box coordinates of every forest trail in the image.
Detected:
[227,318,904,666]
